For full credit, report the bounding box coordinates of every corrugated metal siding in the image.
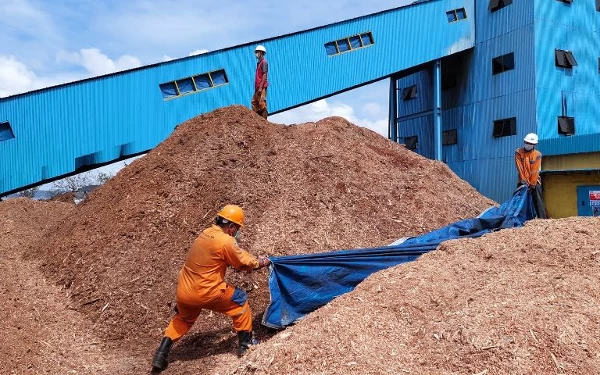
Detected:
[394,2,537,203]
[0,0,476,195]
[476,0,534,43]
[534,1,600,153]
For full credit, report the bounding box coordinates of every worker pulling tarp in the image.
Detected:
[262,186,535,329]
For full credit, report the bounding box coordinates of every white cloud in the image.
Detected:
[188,49,209,56]
[270,99,388,136]
[0,55,36,97]
[362,102,384,117]
[56,48,142,76]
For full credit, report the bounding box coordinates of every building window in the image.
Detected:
[176,78,195,95]
[489,0,512,12]
[401,85,418,100]
[404,136,418,151]
[0,121,15,141]
[159,69,228,100]
[325,32,374,56]
[493,117,517,138]
[442,129,458,145]
[558,116,575,135]
[597,57,600,73]
[556,0,573,3]
[555,49,577,69]
[597,0,600,11]
[446,8,467,23]
[492,52,515,75]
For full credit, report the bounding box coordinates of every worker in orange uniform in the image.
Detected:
[151,204,270,371]
[515,133,547,219]
[251,45,269,119]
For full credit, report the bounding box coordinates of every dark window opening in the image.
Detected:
[493,117,517,138]
[401,85,418,100]
[0,121,15,141]
[556,0,573,3]
[558,116,575,135]
[193,74,211,89]
[404,136,418,151]
[492,52,515,75]
[325,32,374,56]
[555,49,577,68]
[441,74,457,90]
[489,0,512,12]
[176,78,195,94]
[446,8,467,23]
[442,129,458,145]
[159,82,178,99]
[597,0,600,11]
[210,70,228,86]
[598,57,600,74]
[160,69,229,100]
[337,39,350,53]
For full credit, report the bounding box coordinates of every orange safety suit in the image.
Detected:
[164,225,260,341]
[515,147,542,186]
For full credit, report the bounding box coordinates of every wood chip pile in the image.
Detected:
[3,105,537,374]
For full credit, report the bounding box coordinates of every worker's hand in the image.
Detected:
[257,256,271,268]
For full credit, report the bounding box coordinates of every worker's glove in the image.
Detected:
[257,256,271,268]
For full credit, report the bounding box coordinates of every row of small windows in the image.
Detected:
[0,121,15,142]
[159,69,228,100]
[492,0,600,12]
[403,116,576,150]
[493,116,575,138]
[324,32,374,56]
[403,130,457,151]
[446,8,467,23]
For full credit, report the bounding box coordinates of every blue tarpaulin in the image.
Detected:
[262,187,535,329]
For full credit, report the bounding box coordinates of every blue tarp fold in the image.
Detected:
[262,187,534,329]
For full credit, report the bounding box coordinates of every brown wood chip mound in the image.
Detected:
[12,105,495,373]
[227,217,600,375]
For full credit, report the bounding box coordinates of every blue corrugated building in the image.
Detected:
[1,0,599,217]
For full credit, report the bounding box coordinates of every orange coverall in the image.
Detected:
[164,225,260,341]
[515,147,542,186]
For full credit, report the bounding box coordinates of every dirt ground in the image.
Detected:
[2,106,597,374]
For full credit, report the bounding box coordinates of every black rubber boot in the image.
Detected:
[152,337,173,371]
[237,331,255,358]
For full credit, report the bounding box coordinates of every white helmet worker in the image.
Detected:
[255,45,266,54]
[524,133,538,144]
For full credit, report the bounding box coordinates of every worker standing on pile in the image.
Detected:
[151,204,270,371]
[515,133,547,219]
[251,45,269,119]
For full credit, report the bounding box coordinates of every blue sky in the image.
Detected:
[0,0,412,184]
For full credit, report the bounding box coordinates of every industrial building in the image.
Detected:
[1,0,599,217]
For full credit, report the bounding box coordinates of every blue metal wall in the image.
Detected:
[0,0,475,196]
[394,0,536,202]
[534,0,600,155]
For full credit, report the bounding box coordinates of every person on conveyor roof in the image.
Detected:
[251,44,269,119]
[515,133,547,219]
[151,204,270,372]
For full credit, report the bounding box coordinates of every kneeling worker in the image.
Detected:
[152,204,270,371]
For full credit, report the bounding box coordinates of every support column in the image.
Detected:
[433,60,442,161]
[388,76,398,142]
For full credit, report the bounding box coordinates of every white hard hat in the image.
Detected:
[524,133,538,144]
[255,45,266,54]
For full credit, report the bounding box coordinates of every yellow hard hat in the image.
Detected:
[216,204,245,226]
